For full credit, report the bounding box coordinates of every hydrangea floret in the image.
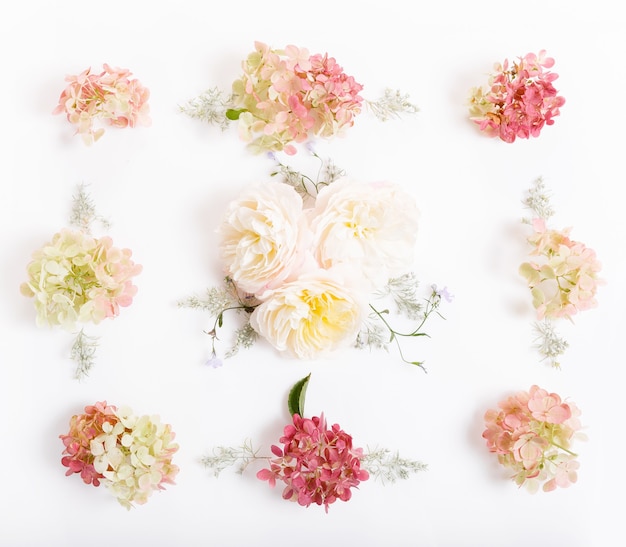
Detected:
[201,374,426,510]
[519,178,602,367]
[256,413,369,512]
[60,401,179,509]
[20,184,142,378]
[180,151,449,368]
[482,385,585,493]
[180,42,418,155]
[468,50,565,142]
[53,63,151,145]
[20,228,141,330]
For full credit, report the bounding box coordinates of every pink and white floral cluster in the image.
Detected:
[482,385,584,493]
[53,64,151,145]
[257,413,369,511]
[231,42,364,155]
[468,50,565,142]
[217,177,419,359]
[519,218,602,320]
[20,228,142,330]
[60,401,179,509]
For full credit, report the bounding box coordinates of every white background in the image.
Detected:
[1,1,624,546]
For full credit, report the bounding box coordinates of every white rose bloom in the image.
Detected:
[217,182,309,298]
[308,178,419,290]
[249,267,366,359]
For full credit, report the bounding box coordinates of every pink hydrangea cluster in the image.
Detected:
[257,413,369,511]
[60,401,179,509]
[20,229,142,330]
[232,42,364,155]
[482,385,584,493]
[468,50,565,142]
[60,401,118,487]
[519,218,602,320]
[53,63,151,145]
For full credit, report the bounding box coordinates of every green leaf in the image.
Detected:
[288,373,311,417]
[225,108,244,120]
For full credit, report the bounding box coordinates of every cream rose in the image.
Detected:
[308,178,419,290]
[249,268,366,359]
[217,182,309,298]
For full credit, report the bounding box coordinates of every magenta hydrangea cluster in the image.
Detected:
[257,413,369,511]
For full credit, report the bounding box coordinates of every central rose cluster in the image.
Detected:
[217,178,419,359]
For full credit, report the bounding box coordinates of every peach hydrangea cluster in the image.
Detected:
[20,228,142,330]
[231,41,364,155]
[519,218,602,320]
[468,50,565,142]
[482,385,584,493]
[60,401,179,509]
[217,177,419,359]
[53,63,151,145]
[257,413,369,511]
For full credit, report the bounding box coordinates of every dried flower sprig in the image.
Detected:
[60,401,179,509]
[20,185,141,378]
[519,178,602,367]
[203,375,426,511]
[357,280,451,370]
[365,88,419,122]
[468,50,565,142]
[53,64,150,145]
[483,385,585,493]
[181,42,418,155]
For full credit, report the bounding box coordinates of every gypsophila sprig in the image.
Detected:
[182,155,447,368]
[69,183,110,233]
[362,283,452,370]
[20,185,141,378]
[204,375,426,512]
[178,87,233,130]
[60,401,179,509]
[70,329,99,380]
[519,178,602,367]
[181,42,417,155]
[361,447,428,484]
[468,50,565,142]
[483,385,585,493]
[532,320,569,368]
[366,88,419,122]
[53,64,150,145]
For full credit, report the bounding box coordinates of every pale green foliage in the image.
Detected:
[69,183,110,234]
[366,88,419,122]
[201,439,262,477]
[523,176,555,222]
[362,447,428,484]
[177,284,238,317]
[70,329,99,380]
[378,272,424,320]
[533,319,569,368]
[225,322,258,358]
[179,87,233,130]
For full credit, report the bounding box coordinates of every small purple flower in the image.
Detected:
[266,151,277,162]
[205,355,223,368]
[432,284,454,303]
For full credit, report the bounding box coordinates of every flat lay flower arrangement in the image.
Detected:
[519,178,603,367]
[60,401,179,509]
[202,374,427,512]
[20,184,142,378]
[179,41,418,155]
[23,43,601,515]
[179,150,451,368]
